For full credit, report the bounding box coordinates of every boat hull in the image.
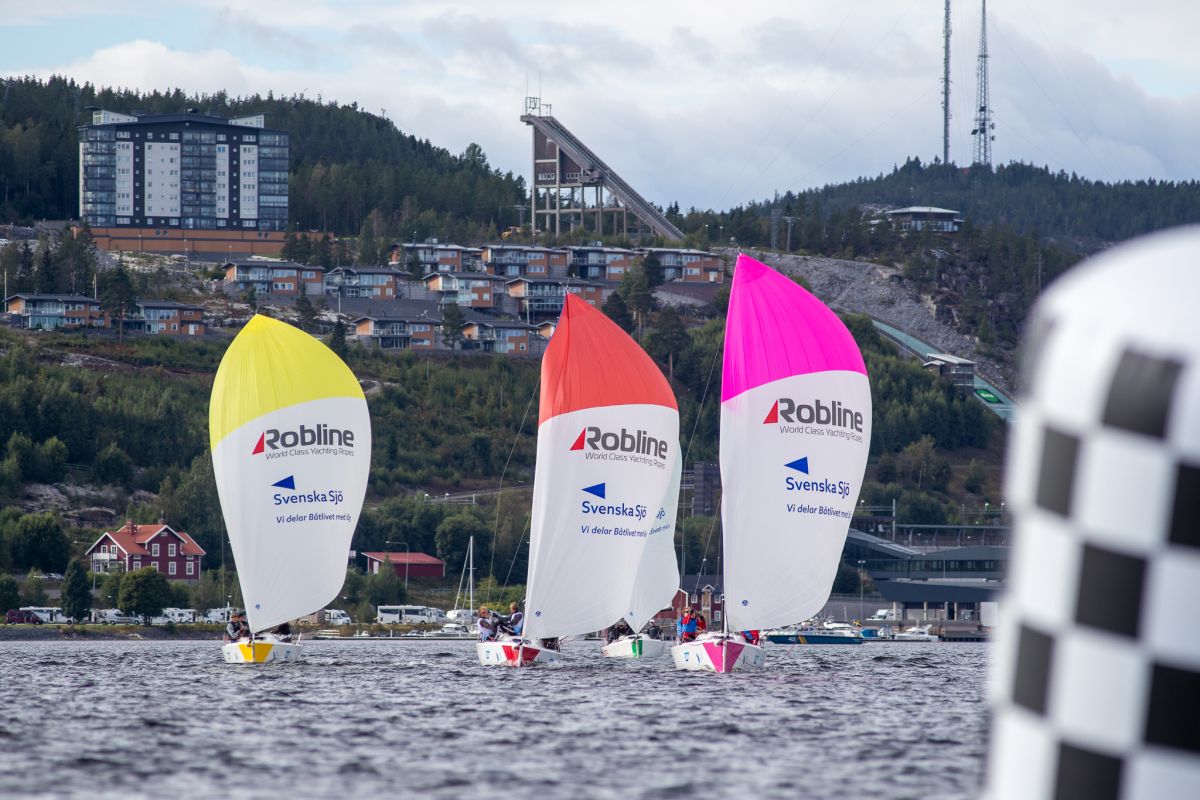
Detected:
[672,633,765,673]
[222,635,302,664]
[476,637,560,667]
[601,634,668,659]
[765,632,864,645]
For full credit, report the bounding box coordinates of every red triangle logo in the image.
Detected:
[251,432,265,455]
[569,428,587,451]
[763,400,779,424]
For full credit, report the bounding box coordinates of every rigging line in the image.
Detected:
[987,21,1114,182]
[500,519,532,591]
[485,373,540,605]
[725,0,923,205]
[680,327,722,469]
[1016,0,1123,181]
[790,83,939,191]
[713,3,859,210]
[693,498,723,594]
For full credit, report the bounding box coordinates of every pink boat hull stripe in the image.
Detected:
[722,254,867,402]
[702,639,745,673]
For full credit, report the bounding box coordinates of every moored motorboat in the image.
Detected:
[601,633,669,659]
[765,622,864,645]
[671,632,766,673]
[893,624,940,642]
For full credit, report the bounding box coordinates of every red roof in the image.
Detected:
[85,521,206,558]
[362,552,444,566]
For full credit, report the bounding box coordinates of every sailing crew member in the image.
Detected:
[695,614,708,637]
[477,606,496,642]
[677,609,698,642]
[272,622,292,642]
[506,602,524,636]
[225,612,247,642]
[742,630,761,645]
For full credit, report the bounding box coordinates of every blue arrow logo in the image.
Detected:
[272,475,296,490]
[582,482,606,499]
[784,457,809,474]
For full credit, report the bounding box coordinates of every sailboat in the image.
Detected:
[672,254,871,673]
[210,315,372,664]
[601,452,681,659]
[477,294,680,666]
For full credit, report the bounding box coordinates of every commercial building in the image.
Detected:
[884,206,963,233]
[79,108,288,253]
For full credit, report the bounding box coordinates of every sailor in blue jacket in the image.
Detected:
[677,609,698,642]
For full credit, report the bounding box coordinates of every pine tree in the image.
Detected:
[440,302,465,349]
[294,292,318,332]
[328,318,348,360]
[98,266,137,338]
[60,559,93,623]
[602,291,634,332]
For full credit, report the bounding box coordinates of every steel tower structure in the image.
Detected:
[971,0,994,166]
[942,0,951,165]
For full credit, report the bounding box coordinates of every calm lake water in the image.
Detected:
[0,639,987,799]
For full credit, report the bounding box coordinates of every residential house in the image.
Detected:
[362,551,446,579]
[884,206,963,233]
[674,574,725,627]
[390,240,483,275]
[461,319,546,355]
[5,294,106,330]
[223,260,324,296]
[923,353,976,391]
[565,244,637,281]
[83,520,206,582]
[479,244,567,278]
[324,266,406,299]
[640,247,724,283]
[135,300,206,335]
[422,271,507,310]
[353,306,440,350]
[504,277,603,319]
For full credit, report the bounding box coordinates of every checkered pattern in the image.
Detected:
[987,229,1200,799]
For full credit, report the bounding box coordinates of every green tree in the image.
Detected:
[440,303,465,349]
[618,268,654,335]
[244,285,258,314]
[98,571,124,610]
[0,575,20,613]
[364,560,405,606]
[21,569,48,606]
[963,459,987,495]
[187,569,227,613]
[92,443,134,487]
[35,437,68,482]
[60,559,93,622]
[435,513,490,576]
[316,234,334,268]
[602,291,634,332]
[34,245,58,293]
[98,265,138,339]
[644,306,691,378]
[328,318,349,361]
[11,513,69,572]
[294,293,318,332]
[641,251,665,289]
[118,567,173,624]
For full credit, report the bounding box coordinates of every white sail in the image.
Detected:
[210,315,372,634]
[625,448,682,633]
[720,256,872,633]
[521,296,681,643]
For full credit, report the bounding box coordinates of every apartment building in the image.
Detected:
[223,260,324,296]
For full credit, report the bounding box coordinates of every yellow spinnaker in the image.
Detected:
[209,315,364,451]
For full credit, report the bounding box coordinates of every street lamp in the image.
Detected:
[385,541,410,589]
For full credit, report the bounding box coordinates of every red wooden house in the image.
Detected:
[362,552,446,579]
[84,520,206,582]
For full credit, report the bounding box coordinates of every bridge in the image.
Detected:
[522,98,684,242]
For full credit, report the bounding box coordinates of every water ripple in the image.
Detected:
[0,639,987,799]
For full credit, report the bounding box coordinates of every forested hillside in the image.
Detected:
[0,291,997,585]
[0,76,526,239]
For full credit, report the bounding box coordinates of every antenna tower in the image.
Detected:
[942,0,951,164]
[971,0,994,166]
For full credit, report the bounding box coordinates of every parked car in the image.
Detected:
[91,608,138,625]
[6,609,43,625]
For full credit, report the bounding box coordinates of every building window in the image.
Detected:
[186,561,194,576]
[151,543,159,556]
[168,543,176,557]
[133,559,141,569]
[150,562,158,572]
[169,562,177,576]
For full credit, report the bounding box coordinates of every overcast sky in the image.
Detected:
[2,0,1197,210]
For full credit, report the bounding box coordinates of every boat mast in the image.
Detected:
[468,535,475,612]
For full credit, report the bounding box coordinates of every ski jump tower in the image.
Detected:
[521,97,684,242]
